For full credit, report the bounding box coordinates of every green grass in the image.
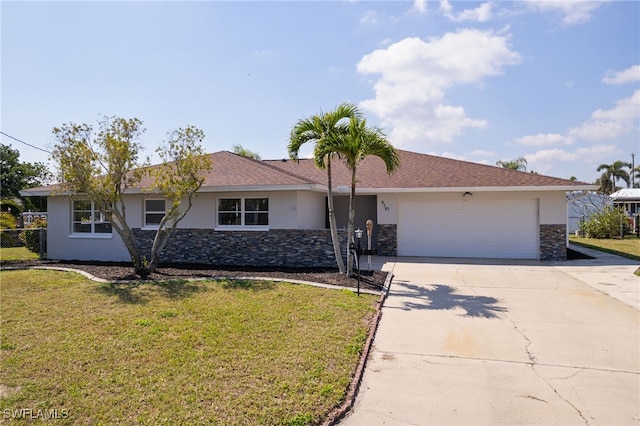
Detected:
[0,246,39,261]
[569,234,640,261]
[0,270,378,425]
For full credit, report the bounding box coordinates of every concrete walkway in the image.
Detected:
[341,249,639,425]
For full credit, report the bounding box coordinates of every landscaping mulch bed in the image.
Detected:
[1,259,389,291]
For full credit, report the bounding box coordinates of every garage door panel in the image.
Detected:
[398,199,538,259]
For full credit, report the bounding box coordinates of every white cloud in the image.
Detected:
[470,149,496,157]
[525,144,619,173]
[526,145,618,163]
[602,65,640,85]
[357,29,521,147]
[516,90,639,149]
[515,133,573,146]
[524,0,607,26]
[568,90,640,140]
[411,0,428,15]
[359,10,378,25]
[440,0,493,22]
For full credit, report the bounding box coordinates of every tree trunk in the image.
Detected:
[346,167,357,276]
[327,159,346,274]
[115,226,150,277]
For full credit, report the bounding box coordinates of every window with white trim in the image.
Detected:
[72,200,112,234]
[144,199,166,228]
[217,197,268,227]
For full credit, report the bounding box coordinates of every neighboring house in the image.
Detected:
[20,211,48,228]
[567,192,610,235]
[610,188,640,231]
[21,150,594,265]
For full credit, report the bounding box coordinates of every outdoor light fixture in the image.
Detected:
[463,191,473,198]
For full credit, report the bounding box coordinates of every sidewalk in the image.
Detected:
[555,243,640,310]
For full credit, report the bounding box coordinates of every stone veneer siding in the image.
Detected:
[540,224,567,261]
[133,223,561,263]
[376,224,397,257]
[132,228,350,268]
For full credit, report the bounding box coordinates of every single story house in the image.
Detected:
[610,188,640,231]
[22,150,594,266]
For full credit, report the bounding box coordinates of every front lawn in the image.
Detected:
[0,246,39,261]
[569,234,640,261]
[0,269,379,425]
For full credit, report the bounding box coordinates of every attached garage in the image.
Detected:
[398,198,539,259]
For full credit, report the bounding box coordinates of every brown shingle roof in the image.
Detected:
[265,149,590,190]
[22,149,592,196]
[132,151,318,190]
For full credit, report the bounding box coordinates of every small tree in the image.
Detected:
[496,157,527,171]
[596,161,631,194]
[289,103,362,273]
[0,144,52,200]
[0,212,19,248]
[580,206,630,239]
[0,211,17,230]
[232,144,261,160]
[51,116,211,276]
[19,217,47,254]
[323,116,399,275]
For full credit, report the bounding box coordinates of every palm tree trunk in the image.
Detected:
[327,158,346,274]
[346,167,357,276]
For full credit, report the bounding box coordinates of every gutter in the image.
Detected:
[353,185,598,194]
[19,183,328,197]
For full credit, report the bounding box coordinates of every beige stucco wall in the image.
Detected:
[46,195,131,261]
[46,189,568,262]
[46,190,327,261]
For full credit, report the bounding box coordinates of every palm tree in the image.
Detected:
[595,173,615,195]
[596,161,631,194]
[323,116,400,276]
[496,157,527,171]
[288,103,361,273]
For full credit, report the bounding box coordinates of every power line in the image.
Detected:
[0,131,52,154]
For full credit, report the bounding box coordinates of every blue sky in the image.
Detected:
[2,0,639,184]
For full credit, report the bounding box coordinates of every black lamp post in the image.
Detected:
[355,229,363,296]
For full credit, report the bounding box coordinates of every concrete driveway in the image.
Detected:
[341,249,639,425]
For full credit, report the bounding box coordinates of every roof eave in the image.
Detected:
[197,184,327,193]
[353,185,597,194]
[19,189,59,197]
[21,184,597,197]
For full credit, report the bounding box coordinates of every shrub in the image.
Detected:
[580,206,630,239]
[19,217,47,254]
[0,199,22,219]
[0,212,17,230]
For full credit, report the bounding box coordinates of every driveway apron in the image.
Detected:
[341,257,640,425]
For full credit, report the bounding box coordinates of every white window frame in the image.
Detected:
[143,199,167,229]
[70,199,112,238]
[215,197,269,230]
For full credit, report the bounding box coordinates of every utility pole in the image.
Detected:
[632,153,636,188]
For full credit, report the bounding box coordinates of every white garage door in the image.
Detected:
[398,199,538,259]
